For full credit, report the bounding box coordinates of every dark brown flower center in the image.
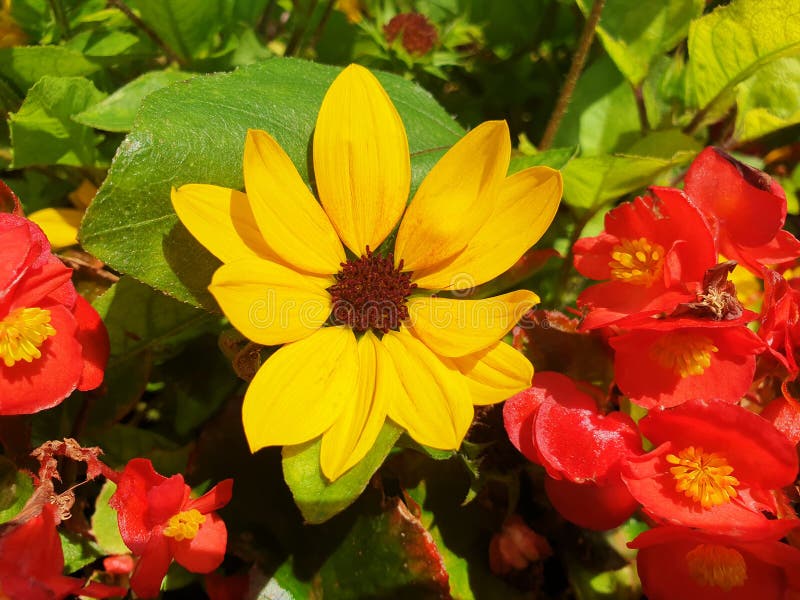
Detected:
[328,248,416,334]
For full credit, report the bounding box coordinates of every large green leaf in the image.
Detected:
[75,70,195,132]
[733,56,800,143]
[0,46,101,94]
[577,0,703,86]
[91,480,128,555]
[552,56,640,156]
[8,76,106,167]
[562,153,692,210]
[282,421,403,524]
[687,0,800,113]
[81,59,463,308]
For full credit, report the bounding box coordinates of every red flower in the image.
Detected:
[0,213,109,414]
[504,372,642,529]
[759,268,800,378]
[573,187,716,330]
[488,515,552,575]
[110,458,233,599]
[384,13,438,55]
[611,321,764,408]
[684,147,800,274]
[622,399,798,535]
[0,503,126,599]
[630,525,800,600]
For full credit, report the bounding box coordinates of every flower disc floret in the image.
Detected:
[328,248,416,334]
[666,446,739,508]
[685,544,747,591]
[609,237,665,286]
[0,307,56,367]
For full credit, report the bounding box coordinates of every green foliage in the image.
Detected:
[0,458,33,524]
[733,56,800,143]
[91,480,128,555]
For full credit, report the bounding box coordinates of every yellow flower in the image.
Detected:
[171,65,562,480]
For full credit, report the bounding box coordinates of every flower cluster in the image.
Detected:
[505,148,800,599]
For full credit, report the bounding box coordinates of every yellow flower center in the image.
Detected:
[609,237,665,286]
[685,544,747,591]
[666,446,739,509]
[163,509,206,541]
[649,331,718,378]
[0,307,56,368]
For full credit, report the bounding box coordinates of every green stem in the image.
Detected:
[47,0,71,41]
[109,0,184,65]
[539,0,606,150]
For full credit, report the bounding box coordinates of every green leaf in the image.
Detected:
[60,531,103,573]
[733,56,800,142]
[92,277,217,369]
[552,56,641,156]
[91,480,128,555]
[509,146,577,173]
[577,0,703,86]
[623,129,703,160]
[75,70,195,132]
[562,153,690,210]
[0,458,33,525]
[127,0,226,61]
[251,560,312,600]
[282,421,402,524]
[642,54,688,129]
[687,0,800,113]
[0,46,101,94]
[8,76,106,168]
[81,59,463,308]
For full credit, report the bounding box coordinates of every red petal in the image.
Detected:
[170,512,227,573]
[72,295,109,391]
[111,458,168,555]
[80,581,131,599]
[0,304,82,414]
[147,475,189,527]
[0,221,35,295]
[544,475,638,531]
[187,479,233,514]
[761,397,800,445]
[6,259,75,312]
[685,147,786,248]
[130,536,172,599]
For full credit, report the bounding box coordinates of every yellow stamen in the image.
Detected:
[163,509,206,541]
[666,446,739,509]
[0,307,56,368]
[650,331,718,378]
[609,237,665,286]
[685,544,747,591]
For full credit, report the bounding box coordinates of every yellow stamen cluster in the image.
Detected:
[650,331,718,378]
[685,544,747,591]
[667,446,739,509]
[0,307,56,368]
[609,237,665,286]
[163,509,206,541]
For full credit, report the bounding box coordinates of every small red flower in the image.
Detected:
[684,147,800,274]
[504,372,642,529]
[573,187,716,330]
[622,399,798,535]
[0,503,127,599]
[488,515,551,575]
[759,268,800,378]
[0,212,109,414]
[611,321,764,408]
[109,458,233,599]
[384,13,438,55]
[630,525,800,600]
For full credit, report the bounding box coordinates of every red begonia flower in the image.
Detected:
[504,372,642,529]
[0,213,109,414]
[684,147,800,273]
[0,503,127,599]
[622,399,798,535]
[759,269,800,377]
[761,397,800,445]
[110,458,233,599]
[573,187,716,330]
[611,323,764,408]
[630,525,800,600]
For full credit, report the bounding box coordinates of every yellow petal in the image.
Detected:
[394,121,511,272]
[171,184,273,264]
[320,331,390,480]
[406,290,539,357]
[313,64,410,255]
[28,207,82,249]
[444,341,533,405]
[412,166,562,290]
[209,258,332,346]
[382,329,472,449]
[243,326,359,449]
[244,129,346,274]
[68,179,97,208]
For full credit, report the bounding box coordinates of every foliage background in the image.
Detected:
[1,0,799,597]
